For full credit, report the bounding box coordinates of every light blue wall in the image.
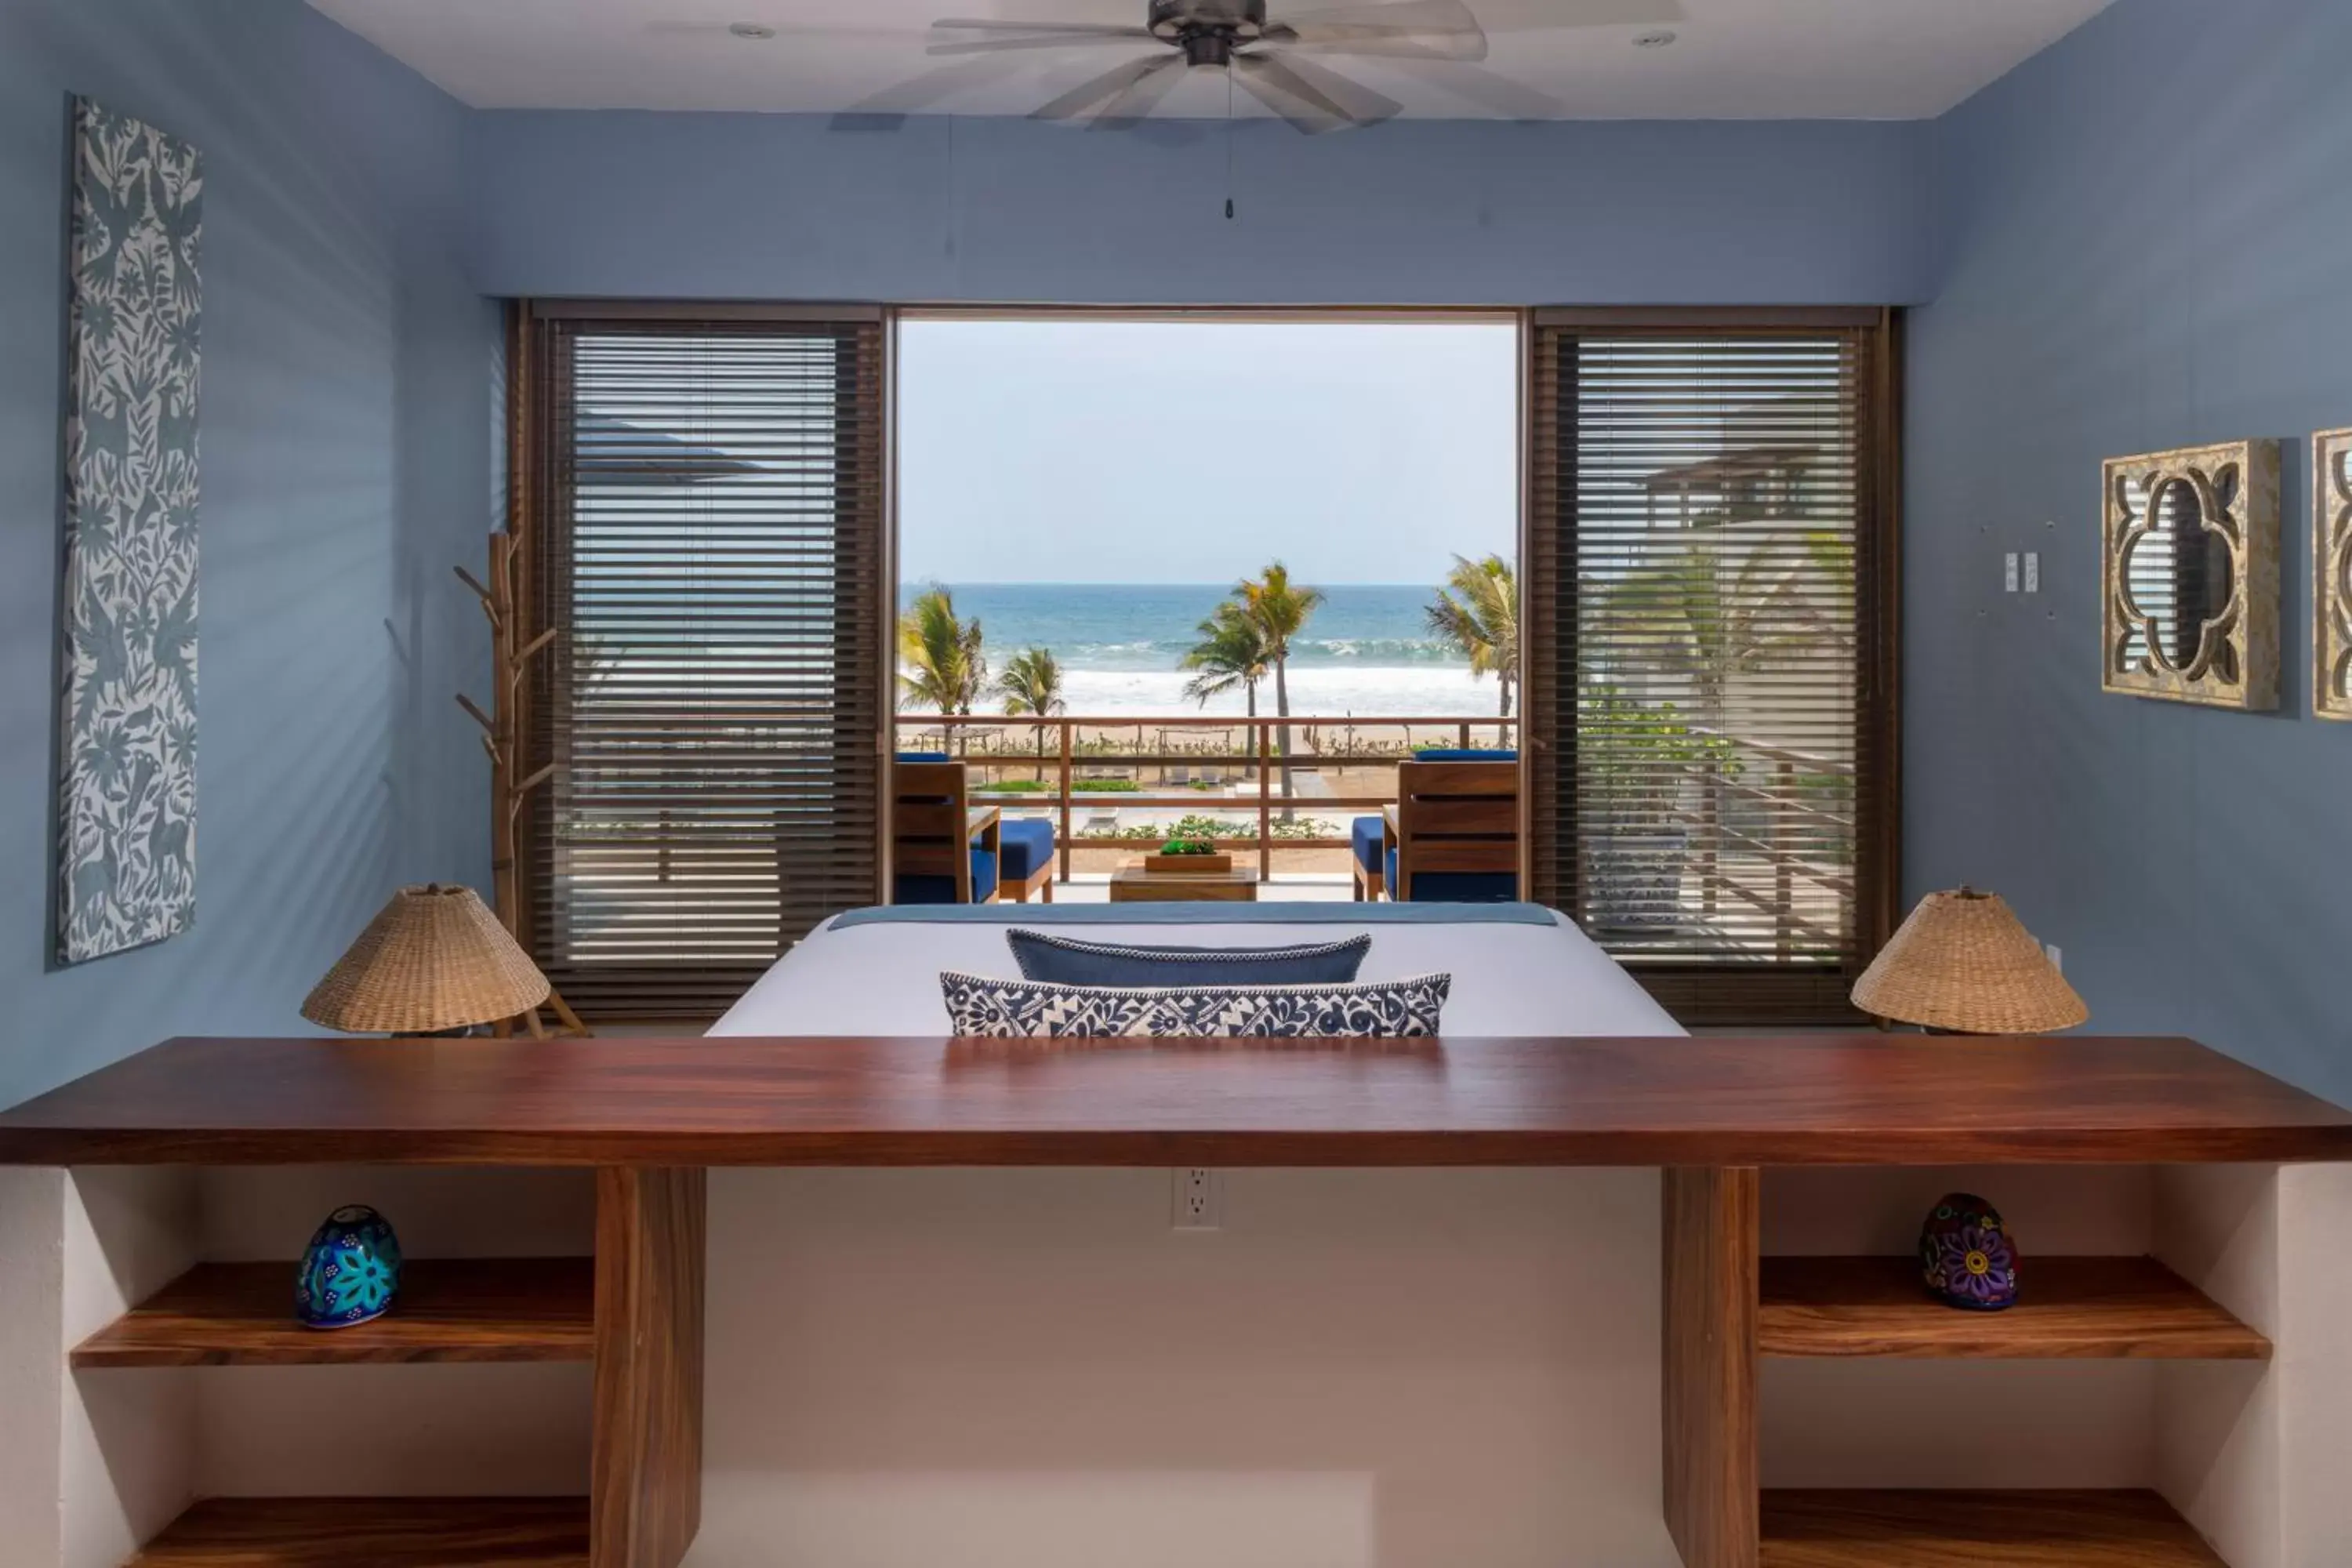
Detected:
[467,111,1937,305]
[1907,0,2352,1101]
[0,0,495,1109]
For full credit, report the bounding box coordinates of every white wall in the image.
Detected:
[0,1169,65,1568]
[59,1171,198,1568]
[694,1167,1679,1568]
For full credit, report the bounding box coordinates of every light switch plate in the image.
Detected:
[2004,553,2020,593]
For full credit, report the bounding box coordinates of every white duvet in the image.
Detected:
[711,908,1684,1037]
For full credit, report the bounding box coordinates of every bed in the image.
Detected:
[711,902,1685,1038]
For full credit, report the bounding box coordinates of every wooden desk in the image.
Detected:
[3,1033,2344,1568]
[1108,866,1261,903]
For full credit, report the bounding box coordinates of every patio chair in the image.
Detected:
[1354,750,1515,901]
[1385,754,1521,903]
[891,757,1000,905]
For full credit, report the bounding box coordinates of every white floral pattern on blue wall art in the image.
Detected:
[57,98,201,964]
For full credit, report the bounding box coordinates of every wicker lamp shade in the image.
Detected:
[1851,887,2089,1035]
[302,884,550,1034]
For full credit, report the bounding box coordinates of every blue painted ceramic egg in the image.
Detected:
[1918,1192,2019,1311]
[296,1205,402,1329]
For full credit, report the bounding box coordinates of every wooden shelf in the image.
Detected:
[1759,1255,2269,1360]
[74,1258,595,1367]
[1761,1490,2226,1566]
[125,1497,588,1566]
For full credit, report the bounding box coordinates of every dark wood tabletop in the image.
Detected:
[2,1033,2348,1167]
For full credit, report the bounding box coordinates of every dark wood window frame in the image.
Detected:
[506,301,1896,1025]
[1522,307,1903,1026]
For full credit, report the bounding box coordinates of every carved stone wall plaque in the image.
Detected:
[2101,440,2278,710]
[2315,429,2352,720]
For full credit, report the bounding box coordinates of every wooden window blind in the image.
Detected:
[523,314,888,1018]
[1526,312,1899,1023]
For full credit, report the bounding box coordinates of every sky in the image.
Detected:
[896,318,1519,586]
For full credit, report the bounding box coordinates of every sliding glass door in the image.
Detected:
[1525,311,1900,1022]
[521,309,889,1018]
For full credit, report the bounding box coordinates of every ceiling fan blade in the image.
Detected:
[1261,0,1487,61]
[930,28,1157,55]
[831,56,1029,128]
[1087,55,1187,130]
[931,17,1163,34]
[1032,54,1181,122]
[1230,53,1359,134]
[1249,49,1403,125]
[1377,57,1562,118]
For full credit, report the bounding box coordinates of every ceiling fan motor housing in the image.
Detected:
[1149,0,1268,67]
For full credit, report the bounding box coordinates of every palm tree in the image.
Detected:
[998,646,1065,718]
[1180,604,1272,782]
[1425,553,1519,728]
[1233,562,1324,800]
[998,645,1065,775]
[897,585,987,736]
[1179,604,1272,716]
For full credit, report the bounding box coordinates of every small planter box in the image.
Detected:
[1143,852,1235,874]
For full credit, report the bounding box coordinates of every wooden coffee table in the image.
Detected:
[1108,866,1261,903]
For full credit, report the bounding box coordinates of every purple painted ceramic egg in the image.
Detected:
[1918,1192,2019,1311]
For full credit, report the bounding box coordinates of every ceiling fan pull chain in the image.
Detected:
[1225,67,1236,220]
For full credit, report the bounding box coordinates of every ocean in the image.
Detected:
[901,583,1509,719]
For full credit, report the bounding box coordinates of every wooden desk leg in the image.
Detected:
[1663,1167,1759,1568]
[593,1167,706,1568]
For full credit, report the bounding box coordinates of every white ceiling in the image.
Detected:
[307,0,2111,122]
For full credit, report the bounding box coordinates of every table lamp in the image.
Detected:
[301,884,551,1036]
[1850,886,2088,1033]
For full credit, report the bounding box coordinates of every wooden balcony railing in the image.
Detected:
[888,713,1852,956]
[895,713,1519,883]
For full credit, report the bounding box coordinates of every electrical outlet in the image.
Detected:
[1172,1167,1221,1231]
[2024,552,2042,593]
[2045,942,2063,974]
[2003,553,2020,593]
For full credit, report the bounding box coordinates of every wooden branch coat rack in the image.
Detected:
[458,532,590,1038]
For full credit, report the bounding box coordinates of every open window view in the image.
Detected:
[893,316,1519,905]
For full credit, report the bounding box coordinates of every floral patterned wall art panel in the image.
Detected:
[56,99,202,964]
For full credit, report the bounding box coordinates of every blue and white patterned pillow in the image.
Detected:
[938,971,1451,1038]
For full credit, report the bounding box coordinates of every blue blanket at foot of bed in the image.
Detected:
[827,902,1563,931]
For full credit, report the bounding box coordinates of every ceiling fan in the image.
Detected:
[924,0,1494,134]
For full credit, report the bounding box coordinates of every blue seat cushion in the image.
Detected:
[1351,816,1386,875]
[999,818,1056,881]
[1414,749,1517,762]
[895,751,952,763]
[895,846,999,905]
[1386,847,1518,903]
